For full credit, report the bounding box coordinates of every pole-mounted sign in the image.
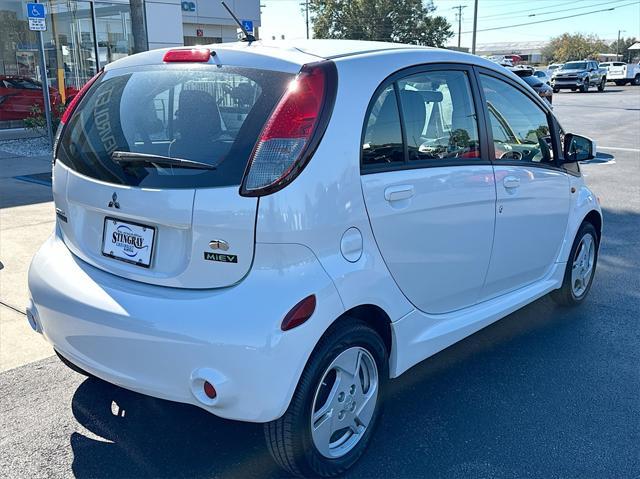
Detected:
[27,2,53,147]
[27,2,46,31]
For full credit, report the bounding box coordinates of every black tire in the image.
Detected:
[597,78,606,92]
[553,88,559,93]
[265,320,388,477]
[55,350,93,377]
[615,80,625,86]
[580,81,589,93]
[633,75,640,86]
[551,221,599,307]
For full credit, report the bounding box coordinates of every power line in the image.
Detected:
[476,0,589,20]
[461,0,640,33]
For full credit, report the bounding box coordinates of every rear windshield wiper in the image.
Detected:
[111,151,216,170]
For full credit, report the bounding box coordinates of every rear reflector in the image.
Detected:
[281,295,317,331]
[203,381,217,399]
[163,48,211,63]
[241,61,337,196]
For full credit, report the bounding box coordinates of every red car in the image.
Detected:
[0,76,62,122]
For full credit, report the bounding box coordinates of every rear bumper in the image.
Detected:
[28,231,344,422]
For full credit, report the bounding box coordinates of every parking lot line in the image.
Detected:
[598,146,640,152]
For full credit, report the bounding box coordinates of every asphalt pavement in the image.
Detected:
[1,86,639,479]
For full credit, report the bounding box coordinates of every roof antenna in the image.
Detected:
[221,1,255,43]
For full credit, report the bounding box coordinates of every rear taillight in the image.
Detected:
[240,61,337,196]
[60,70,102,125]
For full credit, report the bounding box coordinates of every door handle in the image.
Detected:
[384,185,414,202]
[503,176,520,189]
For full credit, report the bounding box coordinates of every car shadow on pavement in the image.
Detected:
[69,377,284,478]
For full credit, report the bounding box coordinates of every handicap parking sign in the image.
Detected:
[27,2,45,18]
[241,19,254,34]
[27,3,46,30]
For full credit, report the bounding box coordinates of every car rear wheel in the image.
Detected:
[265,320,387,477]
[552,222,598,306]
[553,88,560,93]
[597,78,606,91]
[633,75,640,86]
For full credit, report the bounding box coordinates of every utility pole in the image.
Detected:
[129,0,148,54]
[616,29,626,61]
[300,0,310,39]
[452,5,467,49]
[471,0,478,55]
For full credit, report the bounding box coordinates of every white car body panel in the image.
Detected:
[29,233,345,422]
[482,166,571,299]
[361,166,496,314]
[28,40,603,424]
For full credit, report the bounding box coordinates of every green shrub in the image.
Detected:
[24,103,66,136]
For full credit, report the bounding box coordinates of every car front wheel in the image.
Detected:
[552,221,599,306]
[265,320,387,477]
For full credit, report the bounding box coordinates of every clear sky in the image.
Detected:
[259,0,640,47]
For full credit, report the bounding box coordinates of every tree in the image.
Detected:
[309,0,453,47]
[609,37,638,62]
[542,33,609,63]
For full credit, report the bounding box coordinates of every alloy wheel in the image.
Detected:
[310,346,379,459]
[571,233,595,298]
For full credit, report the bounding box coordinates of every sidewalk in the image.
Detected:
[0,137,55,372]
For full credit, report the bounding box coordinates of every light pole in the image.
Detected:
[471,0,478,55]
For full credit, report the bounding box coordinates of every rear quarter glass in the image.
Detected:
[57,64,293,189]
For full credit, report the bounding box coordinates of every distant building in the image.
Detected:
[474,41,549,64]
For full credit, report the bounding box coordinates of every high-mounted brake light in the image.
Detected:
[281,295,317,331]
[60,70,102,125]
[240,61,337,196]
[163,48,211,63]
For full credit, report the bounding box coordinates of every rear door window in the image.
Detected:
[57,65,293,188]
[397,70,481,162]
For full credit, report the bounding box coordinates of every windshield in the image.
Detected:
[57,65,293,189]
[563,62,588,70]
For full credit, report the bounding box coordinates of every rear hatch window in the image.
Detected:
[54,64,294,289]
[57,64,293,189]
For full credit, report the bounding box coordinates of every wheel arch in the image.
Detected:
[583,209,602,244]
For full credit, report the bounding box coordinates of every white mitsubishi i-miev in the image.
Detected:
[27,40,602,477]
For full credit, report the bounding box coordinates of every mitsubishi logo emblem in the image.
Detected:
[108,192,120,209]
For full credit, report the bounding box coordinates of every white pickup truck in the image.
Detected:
[599,61,640,85]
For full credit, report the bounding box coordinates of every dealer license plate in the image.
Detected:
[102,217,155,267]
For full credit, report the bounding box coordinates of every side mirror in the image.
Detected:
[563,133,595,163]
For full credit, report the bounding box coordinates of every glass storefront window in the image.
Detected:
[0,0,134,129]
[43,0,96,104]
[94,2,134,69]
